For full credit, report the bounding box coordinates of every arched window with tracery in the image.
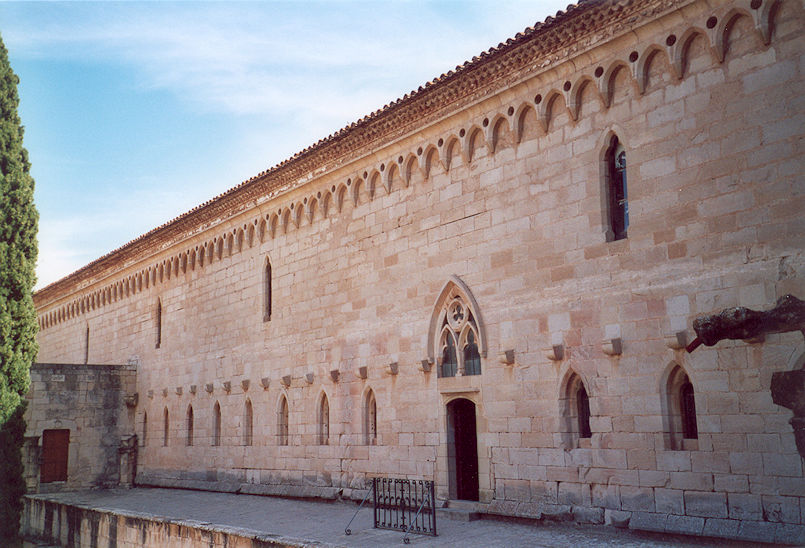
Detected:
[663,364,698,450]
[318,393,330,445]
[364,389,377,445]
[212,401,222,446]
[243,399,253,446]
[429,277,486,378]
[278,395,289,446]
[604,134,628,241]
[186,405,194,446]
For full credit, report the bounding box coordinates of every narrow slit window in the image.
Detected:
[606,135,628,241]
[278,396,289,446]
[84,325,90,364]
[243,399,253,446]
[212,402,222,446]
[186,405,194,446]
[163,407,169,447]
[142,412,148,447]
[155,299,162,349]
[264,259,272,322]
[319,394,330,445]
[365,389,377,445]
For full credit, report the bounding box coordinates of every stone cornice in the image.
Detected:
[34,0,693,306]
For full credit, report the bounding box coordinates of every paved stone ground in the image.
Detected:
[28,488,776,547]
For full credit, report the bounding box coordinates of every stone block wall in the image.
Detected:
[31,0,805,542]
[24,363,137,491]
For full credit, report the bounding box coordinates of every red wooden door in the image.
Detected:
[41,429,70,483]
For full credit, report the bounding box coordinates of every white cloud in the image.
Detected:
[9,1,573,287]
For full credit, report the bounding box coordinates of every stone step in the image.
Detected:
[437,506,482,522]
[437,499,485,521]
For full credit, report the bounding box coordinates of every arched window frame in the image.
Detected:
[212,401,222,447]
[186,405,194,447]
[318,393,330,446]
[602,133,629,242]
[243,399,253,446]
[364,388,378,446]
[429,276,486,377]
[162,407,169,447]
[662,363,699,450]
[560,370,593,449]
[277,394,289,446]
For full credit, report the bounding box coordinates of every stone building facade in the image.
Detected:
[30,0,805,542]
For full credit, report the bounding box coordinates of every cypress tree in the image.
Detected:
[0,31,39,542]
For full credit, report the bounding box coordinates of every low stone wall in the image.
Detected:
[21,495,311,548]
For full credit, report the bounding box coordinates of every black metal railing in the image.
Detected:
[373,478,437,540]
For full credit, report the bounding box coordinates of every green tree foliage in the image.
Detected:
[0,32,39,542]
[0,402,27,540]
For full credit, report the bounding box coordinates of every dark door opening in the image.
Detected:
[41,429,70,483]
[447,398,479,501]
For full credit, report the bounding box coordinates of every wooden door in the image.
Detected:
[41,429,70,483]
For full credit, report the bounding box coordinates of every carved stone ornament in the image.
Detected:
[281,375,292,388]
[124,393,139,408]
[260,377,271,389]
[687,295,805,352]
[329,370,340,382]
[205,383,214,394]
[241,379,250,392]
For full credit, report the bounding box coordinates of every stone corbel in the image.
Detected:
[222,381,231,393]
[124,393,139,408]
[419,359,433,372]
[175,387,182,396]
[260,377,271,390]
[602,338,623,356]
[499,350,515,365]
[190,385,197,395]
[546,344,564,361]
[305,373,314,384]
[665,331,688,350]
[205,383,214,394]
[147,390,154,399]
[355,366,368,380]
[241,379,250,392]
[162,388,168,397]
[281,375,292,388]
[387,362,399,375]
[329,370,340,383]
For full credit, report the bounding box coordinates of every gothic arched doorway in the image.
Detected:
[446,398,479,501]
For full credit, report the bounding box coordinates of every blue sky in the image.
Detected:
[1,1,571,289]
